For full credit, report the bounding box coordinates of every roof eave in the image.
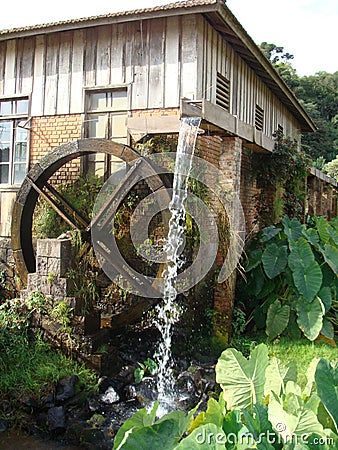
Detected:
[210,2,317,133]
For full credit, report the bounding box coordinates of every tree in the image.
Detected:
[323,155,338,181]
[259,41,338,163]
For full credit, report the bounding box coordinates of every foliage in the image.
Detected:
[253,130,311,224]
[0,294,97,427]
[240,215,338,341]
[66,230,100,313]
[114,344,338,449]
[323,155,338,181]
[33,175,103,238]
[259,42,338,163]
[134,358,158,384]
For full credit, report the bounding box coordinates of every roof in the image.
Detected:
[0,0,316,132]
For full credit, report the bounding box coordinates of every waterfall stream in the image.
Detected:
[154,116,202,413]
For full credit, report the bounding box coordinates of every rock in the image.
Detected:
[87,396,101,412]
[80,427,105,445]
[56,375,79,402]
[47,406,66,432]
[133,377,158,407]
[124,385,137,400]
[0,419,8,432]
[100,387,120,404]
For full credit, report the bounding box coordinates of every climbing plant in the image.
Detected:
[239,215,338,342]
[253,130,312,226]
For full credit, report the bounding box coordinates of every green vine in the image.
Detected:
[253,130,312,225]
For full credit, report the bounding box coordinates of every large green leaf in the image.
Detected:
[283,216,303,242]
[246,248,263,272]
[296,297,325,341]
[320,318,334,339]
[113,402,158,449]
[289,239,322,301]
[215,343,269,412]
[259,225,281,243]
[264,357,297,397]
[316,217,333,245]
[323,243,338,275]
[241,404,275,450]
[117,418,180,450]
[175,423,226,450]
[318,286,332,313]
[262,243,288,279]
[266,300,290,341]
[315,359,338,433]
[288,238,314,270]
[268,392,324,443]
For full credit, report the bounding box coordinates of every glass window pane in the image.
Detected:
[13,163,26,184]
[0,121,11,142]
[110,114,127,138]
[14,142,27,162]
[87,114,107,138]
[0,164,9,183]
[87,160,105,179]
[0,101,12,115]
[16,99,29,115]
[15,123,28,142]
[0,145,10,162]
[89,92,107,111]
[112,90,128,110]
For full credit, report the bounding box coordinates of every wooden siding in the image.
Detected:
[0,16,198,116]
[0,14,302,137]
[196,16,300,139]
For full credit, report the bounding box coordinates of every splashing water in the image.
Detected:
[154,116,202,413]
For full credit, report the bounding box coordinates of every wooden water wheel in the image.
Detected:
[12,139,170,324]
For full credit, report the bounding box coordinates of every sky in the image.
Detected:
[0,0,337,76]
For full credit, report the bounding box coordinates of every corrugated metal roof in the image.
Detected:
[0,0,218,35]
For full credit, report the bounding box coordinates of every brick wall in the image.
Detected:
[30,115,82,184]
[240,148,260,236]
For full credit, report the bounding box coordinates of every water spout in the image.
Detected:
[154,116,201,413]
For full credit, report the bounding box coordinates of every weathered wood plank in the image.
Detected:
[110,23,125,85]
[4,40,16,95]
[164,16,180,107]
[131,20,149,109]
[70,30,84,113]
[44,34,59,115]
[84,28,97,87]
[31,36,45,117]
[57,31,72,114]
[19,37,35,95]
[96,25,111,86]
[148,18,165,108]
[0,43,6,96]
[181,15,198,100]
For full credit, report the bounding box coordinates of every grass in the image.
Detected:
[229,333,337,389]
[0,295,97,428]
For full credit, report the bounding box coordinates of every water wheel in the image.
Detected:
[12,139,170,324]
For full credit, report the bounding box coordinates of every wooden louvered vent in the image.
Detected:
[255,105,264,131]
[216,72,230,111]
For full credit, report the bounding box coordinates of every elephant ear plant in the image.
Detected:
[113,344,337,449]
[241,215,338,341]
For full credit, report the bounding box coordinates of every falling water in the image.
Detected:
[154,116,202,413]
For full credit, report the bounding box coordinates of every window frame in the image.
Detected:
[0,96,30,187]
[83,87,129,180]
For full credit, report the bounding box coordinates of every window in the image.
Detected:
[255,105,264,131]
[85,89,128,179]
[216,72,230,111]
[0,98,29,185]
